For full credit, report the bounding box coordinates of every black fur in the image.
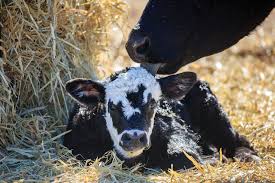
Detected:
[126,0,274,74]
[66,79,105,107]
[126,85,146,108]
[64,80,256,170]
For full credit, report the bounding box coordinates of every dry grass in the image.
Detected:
[0,0,274,182]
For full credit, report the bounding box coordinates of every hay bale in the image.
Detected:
[0,0,127,181]
[0,0,127,146]
[0,0,274,182]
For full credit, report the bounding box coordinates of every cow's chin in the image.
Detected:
[115,145,145,159]
[157,62,182,75]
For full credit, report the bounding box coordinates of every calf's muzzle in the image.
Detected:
[120,131,148,151]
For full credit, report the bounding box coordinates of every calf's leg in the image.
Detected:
[182,81,258,160]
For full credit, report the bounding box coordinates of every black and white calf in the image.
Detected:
[64,67,259,170]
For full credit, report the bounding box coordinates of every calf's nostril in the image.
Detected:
[122,133,132,143]
[139,135,147,144]
[121,132,148,149]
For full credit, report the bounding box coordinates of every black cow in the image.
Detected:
[64,67,258,170]
[126,0,275,74]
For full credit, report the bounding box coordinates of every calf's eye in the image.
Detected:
[149,99,157,109]
[108,102,117,111]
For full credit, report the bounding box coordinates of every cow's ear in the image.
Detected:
[158,72,197,100]
[65,78,105,106]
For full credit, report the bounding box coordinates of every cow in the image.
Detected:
[126,0,275,74]
[63,67,259,170]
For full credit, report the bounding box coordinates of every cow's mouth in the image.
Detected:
[140,62,181,75]
[140,63,163,76]
[157,62,183,75]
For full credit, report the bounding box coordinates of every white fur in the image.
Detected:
[147,108,157,141]
[121,129,146,138]
[104,67,162,158]
[105,112,142,158]
[105,67,161,119]
[133,23,140,30]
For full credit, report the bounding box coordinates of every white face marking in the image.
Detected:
[120,129,146,139]
[133,23,140,30]
[103,67,162,158]
[148,108,157,140]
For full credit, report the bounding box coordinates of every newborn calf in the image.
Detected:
[64,67,258,170]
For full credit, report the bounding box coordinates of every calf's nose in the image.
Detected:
[121,132,148,150]
[126,32,151,62]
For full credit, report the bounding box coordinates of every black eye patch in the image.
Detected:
[126,85,146,108]
[148,99,157,109]
[108,101,125,134]
[107,84,156,134]
[108,101,118,112]
[108,101,123,113]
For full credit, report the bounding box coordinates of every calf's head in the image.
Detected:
[66,67,197,159]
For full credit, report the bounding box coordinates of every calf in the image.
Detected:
[64,67,258,170]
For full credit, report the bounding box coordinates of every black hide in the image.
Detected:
[126,0,274,74]
[64,80,255,170]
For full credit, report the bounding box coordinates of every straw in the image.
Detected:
[0,0,274,182]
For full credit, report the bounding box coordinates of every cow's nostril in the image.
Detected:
[135,37,150,56]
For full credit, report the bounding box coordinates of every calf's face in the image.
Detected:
[66,68,197,159]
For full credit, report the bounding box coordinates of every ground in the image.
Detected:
[58,4,275,181]
[0,1,274,182]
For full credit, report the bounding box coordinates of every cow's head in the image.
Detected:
[66,67,197,159]
[126,0,274,74]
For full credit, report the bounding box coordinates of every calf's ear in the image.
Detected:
[65,78,105,106]
[158,72,197,100]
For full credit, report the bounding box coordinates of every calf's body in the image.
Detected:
[64,68,256,170]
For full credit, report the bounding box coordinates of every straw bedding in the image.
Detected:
[0,0,274,182]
